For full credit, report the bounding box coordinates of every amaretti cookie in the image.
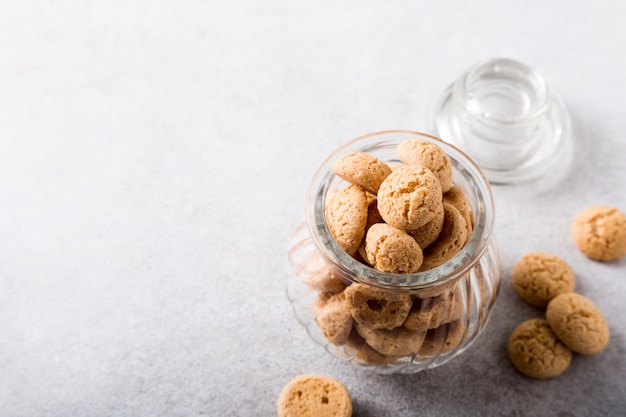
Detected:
[407,199,445,249]
[419,203,468,271]
[511,252,576,308]
[364,223,423,273]
[325,184,368,256]
[571,205,626,262]
[418,319,465,357]
[443,185,473,238]
[332,151,391,195]
[314,292,353,346]
[354,322,425,357]
[356,200,386,265]
[377,165,443,230]
[508,318,572,379]
[277,374,352,417]
[344,283,412,330]
[346,329,400,365]
[404,284,464,331]
[546,293,610,355]
[396,139,454,193]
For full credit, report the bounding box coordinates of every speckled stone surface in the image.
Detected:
[0,1,625,416]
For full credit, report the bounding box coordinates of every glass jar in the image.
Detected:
[287,130,501,374]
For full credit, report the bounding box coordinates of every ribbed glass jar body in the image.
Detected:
[287,130,501,374]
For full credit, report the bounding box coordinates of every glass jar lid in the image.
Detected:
[429,58,572,184]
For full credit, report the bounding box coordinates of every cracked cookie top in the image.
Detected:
[508,318,573,379]
[571,205,626,262]
[377,165,443,230]
[546,292,610,355]
[511,252,576,308]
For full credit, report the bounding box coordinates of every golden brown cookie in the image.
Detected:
[364,223,424,273]
[404,284,464,331]
[511,252,576,308]
[571,205,626,262]
[419,203,468,271]
[314,292,353,346]
[396,139,453,193]
[377,165,443,230]
[325,184,368,256]
[344,283,412,330]
[418,319,465,357]
[277,374,352,417]
[546,293,610,355]
[426,286,464,328]
[407,199,445,249]
[356,199,386,266]
[402,301,429,332]
[508,318,572,379]
[443,185,473,238]
[354,322,424,356]
[346,329,400,365]
[332,151,392,195]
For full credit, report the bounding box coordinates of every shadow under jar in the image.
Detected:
[287,130,501,374]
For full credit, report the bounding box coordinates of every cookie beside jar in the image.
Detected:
[287,130,501,374]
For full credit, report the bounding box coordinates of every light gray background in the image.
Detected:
[1,1,625,416]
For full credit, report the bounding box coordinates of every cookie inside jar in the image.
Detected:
[312,281,471,365]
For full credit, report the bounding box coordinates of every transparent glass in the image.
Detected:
[430,58,571,184]
[287,130,502,374]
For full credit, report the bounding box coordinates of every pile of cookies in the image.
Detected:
[326,139,472,273]
[508,252,610,379]
[307,139,475,364]
[507,205,624,379]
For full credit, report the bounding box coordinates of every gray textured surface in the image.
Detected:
[1,1,625,416]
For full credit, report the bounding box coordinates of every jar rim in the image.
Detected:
[305,130,496,291]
